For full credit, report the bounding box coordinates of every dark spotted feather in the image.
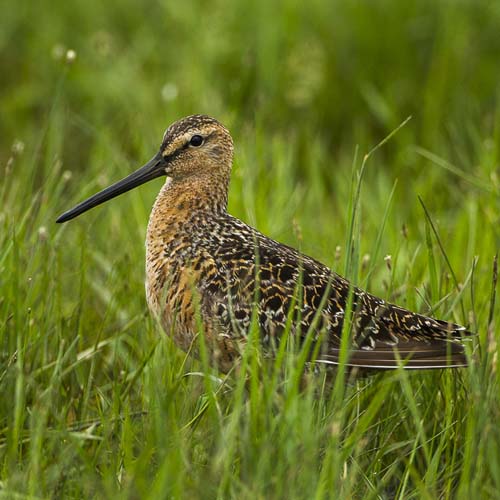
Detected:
[194,213,469,370]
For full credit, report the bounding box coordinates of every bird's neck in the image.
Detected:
[147,173,229,241]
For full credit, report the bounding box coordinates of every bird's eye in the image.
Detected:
[189,135,204,147]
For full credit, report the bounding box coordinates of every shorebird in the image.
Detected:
[57,115,470,371]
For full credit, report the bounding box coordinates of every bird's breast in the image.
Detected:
[144,210,222,348]
[145,228,201,349]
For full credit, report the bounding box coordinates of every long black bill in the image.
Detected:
[56,151,166,223]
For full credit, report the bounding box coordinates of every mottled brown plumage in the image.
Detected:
[57,115,470,371]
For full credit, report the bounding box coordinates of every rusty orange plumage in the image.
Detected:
[57,115,471,371]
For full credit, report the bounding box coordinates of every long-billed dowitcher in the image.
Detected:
[57,115,470,370]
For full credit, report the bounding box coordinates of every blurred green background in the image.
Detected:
[1,0,500,498]
[3,0,500,170]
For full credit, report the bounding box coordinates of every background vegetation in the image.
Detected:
[1,0,499,497]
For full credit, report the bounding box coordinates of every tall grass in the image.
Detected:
[1,0,499,497]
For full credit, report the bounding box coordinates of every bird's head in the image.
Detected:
[56,115,233,223]
[160,114,233,180]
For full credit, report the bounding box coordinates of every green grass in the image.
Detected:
[1,0,500,497]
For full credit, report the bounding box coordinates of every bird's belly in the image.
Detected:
[145,257,199,352]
